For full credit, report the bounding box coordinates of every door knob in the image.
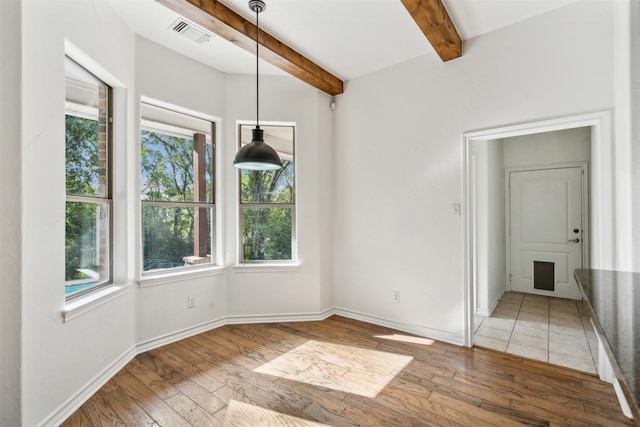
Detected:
[568,238,580,243]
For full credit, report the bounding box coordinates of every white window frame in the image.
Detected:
[139,100,218,277]
[64,56,113,301]
[237,122,297,265]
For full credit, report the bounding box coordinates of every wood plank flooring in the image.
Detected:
[61,315,633,426]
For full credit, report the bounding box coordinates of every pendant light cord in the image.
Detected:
[255,6,260,128]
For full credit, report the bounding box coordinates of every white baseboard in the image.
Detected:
[613,376,634,419]
[137,307,334,354]
[136,317,227,353]
[475,308,491,317]
[475,288,505,317]
[333,307,464,346]
[592,320,634,420]
[225,307,334,325]
[40,346,136,427]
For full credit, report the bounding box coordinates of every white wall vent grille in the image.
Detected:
[169,19,212,44]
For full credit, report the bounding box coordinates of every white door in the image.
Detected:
[509,167,584,300]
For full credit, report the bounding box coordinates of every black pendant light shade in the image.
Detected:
[233,0,282,171]
[233,127,282,170]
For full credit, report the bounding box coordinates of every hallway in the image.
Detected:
[474,292,598,374]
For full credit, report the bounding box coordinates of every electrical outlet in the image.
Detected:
[393,291,400,303]
[187,296,195,309]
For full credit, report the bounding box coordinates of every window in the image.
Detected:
[140,102,215,274]
[65,57,112,299]
[238,124,295,263]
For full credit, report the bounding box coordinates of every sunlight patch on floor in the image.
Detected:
[254,340,412,398]
[375,334,435,346]
[224,400,330,426]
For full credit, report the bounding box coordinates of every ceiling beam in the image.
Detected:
[401,0,462,62]
[157,0,344,96]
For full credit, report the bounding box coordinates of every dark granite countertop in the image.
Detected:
[574,268,640,420]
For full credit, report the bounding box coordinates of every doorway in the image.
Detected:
[507,165,587,300]
[462,112,614,347]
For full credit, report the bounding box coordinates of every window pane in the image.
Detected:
[240,163,294,204]
[65,201,110,296]
[140,102,214,205]
[65,57,109,198]
[141,130,213,203]
[239,124,294,204]
[242,207,292,261]
[65,115,102,196]
[142,205,212,272]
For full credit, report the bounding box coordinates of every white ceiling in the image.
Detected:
[107,0,580,82]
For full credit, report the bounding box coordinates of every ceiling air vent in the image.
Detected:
[169,18,212,44]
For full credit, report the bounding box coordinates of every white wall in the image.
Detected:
[223,74,334,318]
[333,0,614,344]
[613,0,634,272]
[318,94,335,309]
[486,141,505,311]
[135,36,228,347]
[0,0,22,424]
[21,1,137,424]
[473,139,505,316]
[503,127,591,167]
[630,0,640,273]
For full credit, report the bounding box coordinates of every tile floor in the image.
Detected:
[474,292,599,374]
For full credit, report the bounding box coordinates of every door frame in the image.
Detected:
[462,111,612,347]
[504,162,590,295]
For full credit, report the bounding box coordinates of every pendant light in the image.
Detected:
[233,0,282,170]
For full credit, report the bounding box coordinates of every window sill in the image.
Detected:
[138,265,226,288]
[233,263,300,273]
[63,283,132,323]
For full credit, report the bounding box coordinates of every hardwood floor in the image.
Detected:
[62,316,632,426]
